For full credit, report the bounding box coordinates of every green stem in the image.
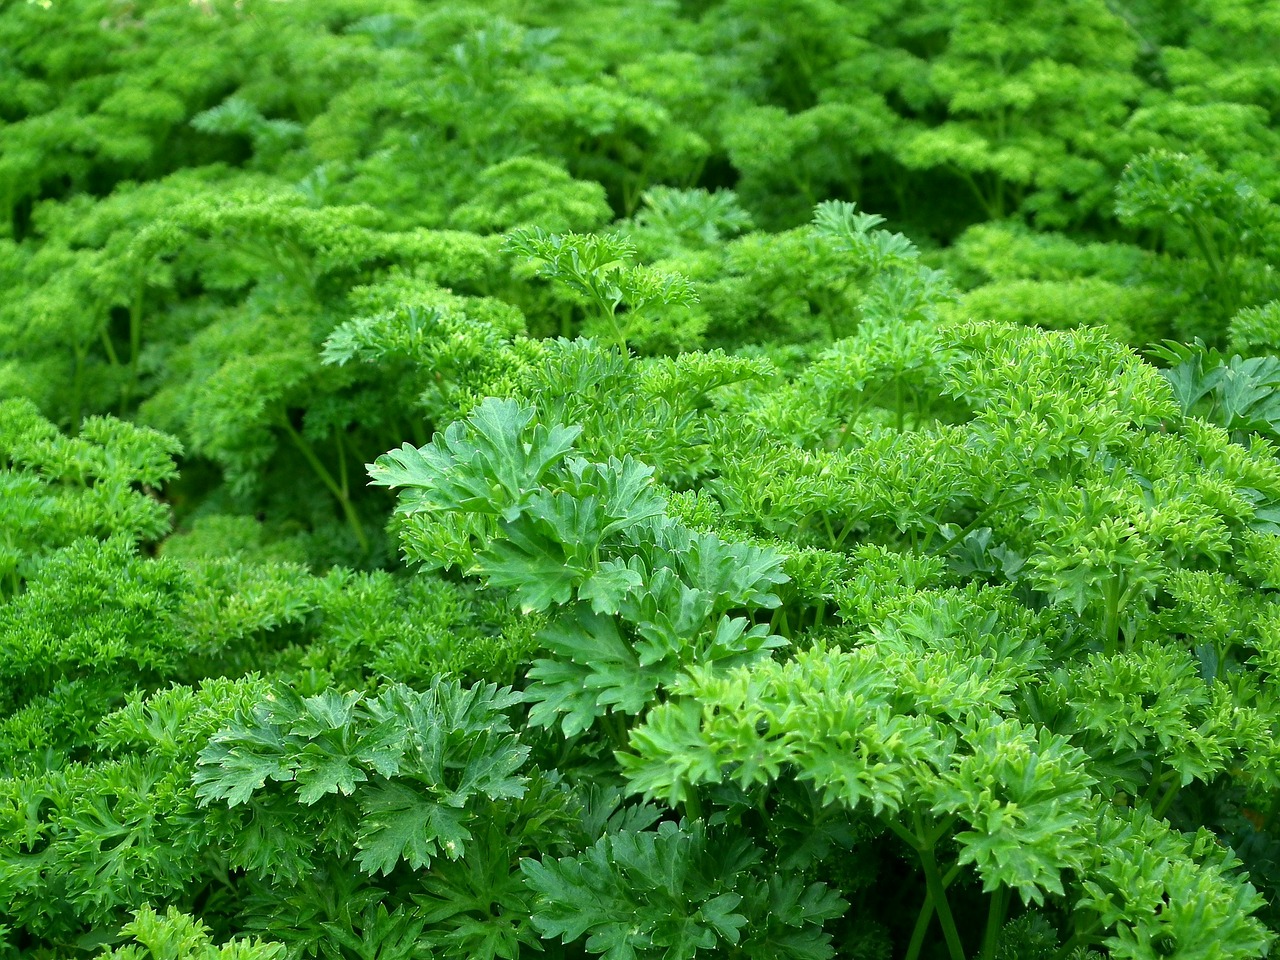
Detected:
[70,344,86,434]
[920,521,941,553]
[947,492,1028,546]
[590,293,628,351]
[125,275,144,408]
[821,514,838,544]
[981,886,1009,960]
[951,165,1001,221]
[1143,770,1165,806]
[921,842,967,960]
[905,852,968,960]
[336,431,350,500]
[131,277,144,366]
[839,401,867,450]
[904,890,936,960]
[603,711,629,749]
[1153,781,1180,820]
[927,814,959,847]
[279,418,370,553]
[755,783,771,820]
[910,808,967,960]
[1100,573,1123,654]
[99,327,121,367]
[887,817,922,852]
[1052,920,1103,960]
[608,310,629,352]
[682,786,703,823]
[1188,218,1224,280]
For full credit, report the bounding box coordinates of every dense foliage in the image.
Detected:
[2,0,1279,958]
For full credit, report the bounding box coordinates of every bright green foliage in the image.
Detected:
[0,536,323,772]
[297,568,541,690]
[190,98,303,169]
[449,158,613,235]
[97,906,285,960]
[946,147,1280,351]
[888,0,1144,228]
[1079,808,1274,960]
[1154,340,1280,445]
[622,649,1095,908]
[5,0,1280,957]
[478,339,776,488]
[504,229,699,350]
[942,223,1167,346]
[195,679,529,875]
[623,187,754,260]
[371,398,788,736]
[0,399,181,593]
[1115,151,1280,343]
[523,819,847,960]
[321,273,528,428]
[0,676,270,947]
[1229,301,1280,356]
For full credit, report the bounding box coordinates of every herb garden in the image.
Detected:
[2,0,1280,957]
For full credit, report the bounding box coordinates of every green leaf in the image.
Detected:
[524,821,843,960]
[579,558,645,614]
[355,781,470,876]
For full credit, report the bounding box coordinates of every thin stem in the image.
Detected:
[887,817,923,852]
[131,277,144,366]
[682,786,703,823]
[1052,920,1103,960]
[1188,218,1224,280]
[926,814,959,847]
[1153,781,1181,820]
[981,886,1009,960]
[70,344,86,434]
[950,164,1001,221]
[811,597,826,630]
[99,327,121,367]
[1100,574,1123,654]
[904,891,935,960]
[125,275,144,408]
[279,418,370,553]
[946,487,1036,548]
[590,292,627,351]
[920,842,967,960]
[1143,770,1165,806]
[603,711,629,749]
[821,514,838,544]
[336,431,350,500]
[905,854,968,960]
